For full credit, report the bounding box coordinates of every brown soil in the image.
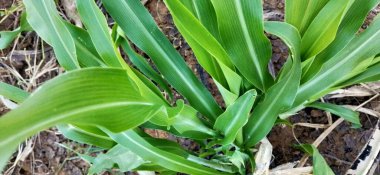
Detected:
[1,0,379,175]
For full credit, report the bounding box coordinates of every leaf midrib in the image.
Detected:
[40,1,77,65]
[0,101,153,147]
[234,0,264,86]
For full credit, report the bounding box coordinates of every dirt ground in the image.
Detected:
[0,0,379,174]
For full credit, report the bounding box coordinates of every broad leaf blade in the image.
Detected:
[102,0,222,120]
[307,102,361,128]
[103,129,229,175]
[64,22,105,67]
[214,90,257,145]
[0,68,162,170]
[302,0,380,82]
[301,1,350,59]
[285,0,329,35]
[118,37,173,99]
[244,22,302,147]
[210,0,273,91]
[294,16,380,107]
[76,0,126,68]
[23,0,79,70]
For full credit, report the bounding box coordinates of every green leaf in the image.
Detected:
[23,0,79,70]
[294,15,380,107]
[102,0,222,120]
[244,22,302,147]
[210,0,273,91]
[76,0,126,68]
[0,12,31,49]
[214,90,257,146]
[285,0,329,35]
[149,100,216,138]
[57,124,116,149]
[302,0,380,81]
[64,22,105,67]
[165,0,242,99]
[117,36,173,99]
[89,144,146,174]
[103,129,230,175]
[300,1,351,59]
[0,68,163,170]
[297,144,334,175]
[307,102,361,128]
[340,61,380,86]
[0,82,29,103]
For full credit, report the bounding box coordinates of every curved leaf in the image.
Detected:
[76,0,126,68]
[302,0,380,81]
[102,0,222,120]
[214,90,257,146]
[103,129,230,175]
[0,12,31,49]
[297,144,334,175]
[0,68,163,170]
[210,0,273,91]
[244,22,302,147]
[0,82,29,103]
[307,102,361,128]
[294,15,380,107]
[301,0,351,59]
[23,0,79,70]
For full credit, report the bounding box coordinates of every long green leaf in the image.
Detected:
[64,22,105,67]
[340,61,380,86]
[214,90,256,146]
[285,0,329,35]
[164,0,242,105]
[210,0,273,91]
[102,0,222,120]
[294,15,380,107]
[0,82,29,103]
[117,36,173,99]
[76,0,126,68]
[103,129,229,175]
[300,0,350,59]
[244,22,302,147]
[297,144,334,175]
[23,0,79,70]
[308,102,361,128]
[57,124,116,149]
[302,0,380,81]
[0,68,163,170]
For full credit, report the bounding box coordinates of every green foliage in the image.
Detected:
[1,0,380,174]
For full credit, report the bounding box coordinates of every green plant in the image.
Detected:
[1,0,380,174]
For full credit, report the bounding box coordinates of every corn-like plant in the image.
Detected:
[1,0,380,174]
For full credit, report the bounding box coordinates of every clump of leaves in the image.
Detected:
[1,0,380,174]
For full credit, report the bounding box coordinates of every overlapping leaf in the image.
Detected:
[294,15,380,107]
[102,0,222,120]
[23,0,79,70]
[302,0,380,81]
[210,0,273,92]
[244,22,301,147]
[0,68,163,170]
[103,129,230,175]
[214,90,256,146]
